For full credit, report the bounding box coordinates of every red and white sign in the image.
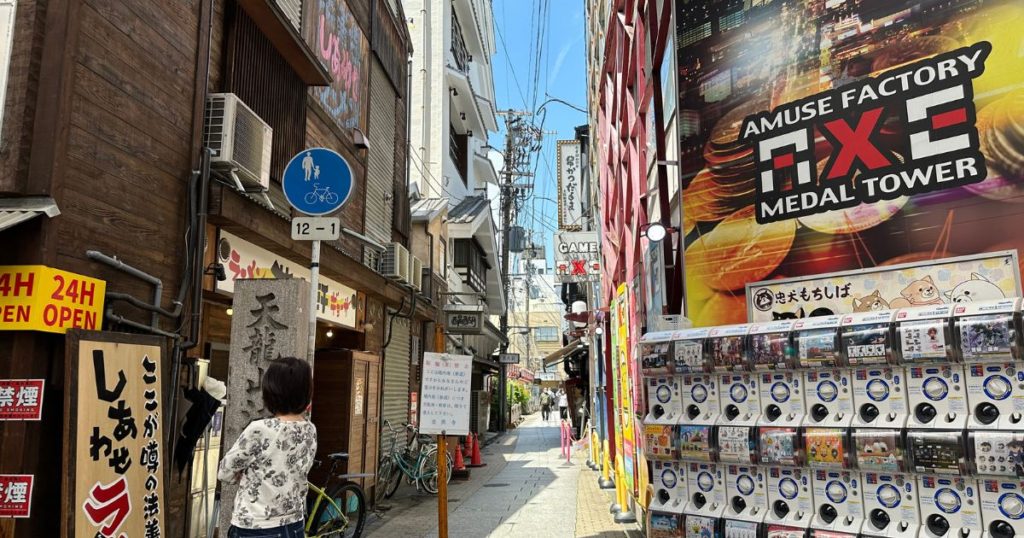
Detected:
[0,475,33,518]
[0,379,44,421]
[554,231,601,283]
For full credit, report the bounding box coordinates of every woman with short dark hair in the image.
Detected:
[218,357,317,537]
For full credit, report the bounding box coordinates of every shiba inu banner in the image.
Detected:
[744,251,1021,323]
[679,0,1024,326]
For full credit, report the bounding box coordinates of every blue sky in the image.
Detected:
[488,0,589,271]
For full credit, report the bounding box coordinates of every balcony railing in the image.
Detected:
[451,11,471,73]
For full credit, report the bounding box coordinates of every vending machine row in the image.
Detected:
[642,298,1024,538]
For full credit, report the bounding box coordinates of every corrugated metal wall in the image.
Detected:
[275,0,302,30]
[381,316,411,429]
[225,7,306,185]
[365,59,396,267]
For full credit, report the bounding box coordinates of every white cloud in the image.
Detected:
[549,36,582,85]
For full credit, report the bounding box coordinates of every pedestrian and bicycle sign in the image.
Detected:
[282,147,354,216]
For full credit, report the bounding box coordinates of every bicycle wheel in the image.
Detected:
[374,457,394,505]
[383,456,402,499]
[309,482,366,538]
[304,192,318,204]
[417,447,453,495]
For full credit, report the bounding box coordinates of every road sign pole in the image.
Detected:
[308,239,320,364]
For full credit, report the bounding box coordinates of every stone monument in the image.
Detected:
[219,278,310,532]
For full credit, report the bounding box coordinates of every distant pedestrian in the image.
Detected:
[219,357,317,537]
[540,389,553,420]
[557,388,569,420]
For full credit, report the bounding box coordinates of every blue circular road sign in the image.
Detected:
[282,147,354,216]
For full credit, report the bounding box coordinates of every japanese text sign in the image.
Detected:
[308,0,368,132]
[0,475,33,518]
[0,379,44,421]
[0,266,105,334]
[557,140,583,231]
[419,353,473,436]
[444,305,483,335]
[220,278,309,533]
[64,331,164,538]
[746,251,1020,322]
[554,231,601,283]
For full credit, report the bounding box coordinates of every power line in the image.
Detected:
[494,16,529,110]
[407,142,463,202]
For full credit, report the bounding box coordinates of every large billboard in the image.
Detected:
[677,0,1024,326]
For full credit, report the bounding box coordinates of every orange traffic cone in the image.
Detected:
[463,435,473,458]
[468,433,487,467]
[452,442,471,480]
[453,444,467,471]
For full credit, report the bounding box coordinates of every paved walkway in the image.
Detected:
[364,414,640,537]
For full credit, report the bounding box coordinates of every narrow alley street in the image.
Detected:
[364,415,641,538]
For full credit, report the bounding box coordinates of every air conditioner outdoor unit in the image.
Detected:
[382,243,410,283]
[204,93,273,191]
[409,256,424,291]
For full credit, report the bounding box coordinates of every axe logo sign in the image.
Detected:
[740,41,992,224]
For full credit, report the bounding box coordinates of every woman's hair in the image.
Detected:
[262,356,312,415]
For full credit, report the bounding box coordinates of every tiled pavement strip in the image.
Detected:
[364,414,641,537]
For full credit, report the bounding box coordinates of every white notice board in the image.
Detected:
[418,353,473,436]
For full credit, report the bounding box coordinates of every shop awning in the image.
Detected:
[0,197,59,232]
[543,339,584,369]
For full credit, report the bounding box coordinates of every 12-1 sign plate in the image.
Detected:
[291,217,340,241]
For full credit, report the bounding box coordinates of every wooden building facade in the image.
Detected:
[0,0,431,536]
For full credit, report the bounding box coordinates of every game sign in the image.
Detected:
[678,0,1024,327]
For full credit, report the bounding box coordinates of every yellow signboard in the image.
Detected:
[0,266,105,333]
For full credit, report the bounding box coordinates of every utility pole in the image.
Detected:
[497,110,538,432]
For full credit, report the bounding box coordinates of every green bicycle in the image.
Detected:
[375,421,453,503]
[305,452,368,538]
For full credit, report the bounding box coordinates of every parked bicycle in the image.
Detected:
[305,452,368,538]
[375,420,452,504]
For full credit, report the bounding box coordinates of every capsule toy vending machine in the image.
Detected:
[647,420,688,516]
[721,425,769,523]
[647,420,686,520]
[895,305,966,430]
[760,426,814,529]
[909,430,980,538]
[969,431,1024,538]
[748,320,803,428]
[806,428,863,534]
[842,310,905,429]
[644,330,686,425]
[713,324,760,427]
[682,424,723,518]
[953,298,1024,430]
[677,328,721,426]
[853,428,919,538]
[795,316,852,428]
[686,457,727,519]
